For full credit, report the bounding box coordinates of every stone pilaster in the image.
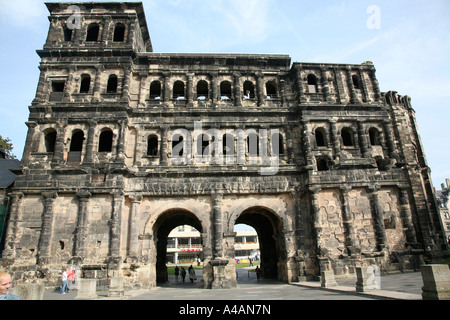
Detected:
[367,185,387,251]
[37,191,58,265]
[127,194,142,262]
[1,192,24,261]
[72,190,91,265]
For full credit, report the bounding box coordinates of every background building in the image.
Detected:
[166,225,260,264]
[435,180,450,244]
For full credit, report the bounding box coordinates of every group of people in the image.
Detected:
[174,265,197,283]
[60,267,76,294]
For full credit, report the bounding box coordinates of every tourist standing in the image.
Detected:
[188,265,197,283]
[175,266,180,282]
[60,268,69,294]
[0,272,20,300]
[181,267,187,283]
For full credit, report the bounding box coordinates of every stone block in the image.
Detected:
[421,264,450,300]
[321,270,338,288]
[75,279,98,300]
[10,283,45,300]
[108,277,125,298]
[356,266,380,292]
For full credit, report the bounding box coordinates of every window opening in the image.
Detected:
[150,81,162,100]
[271,132,284,155]
[247,133,259,156]
[98,130,113,152]
[315,128,326,147]
[113,23,125,42]
[147,135,159,156]
[266,81,277,99]
[173,81,185,99]
[317,157,329,171]
[220,81,232,100]
[197,80,209,100]
[307,74,318,93]
[369,128,381,146]
[106,75,118,93]
[243,81,255,99]
[80,75,91,93]
[44,130,57,153]
[223,134,235,156]
[352,75,361,90]
[63,27,73,41]
[86,24,100,42]
[341,128,354,147]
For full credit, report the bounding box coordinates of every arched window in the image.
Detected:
[220,81,232,100]
[172,134,184,157]
[98,129,113,152]
[315,128,327,147]
[150,81,162,99]
[307,74,318,93]
[197,80,209,100]
[173,81,185,99]
[247,132,259,156]
[70,130,84,152]
[222,134,235,156]
[243,81,255,99]
[266,81,277,99]
[80,74,91,93]
[44,129,57,153]
[147,135,159,156]
[113,23,126,42]
[369,128,381,146]
[341,127,354,147]
[86,24,100,42]
[271,132,284,155]
[106,75,118,93]
[352,75,361,90]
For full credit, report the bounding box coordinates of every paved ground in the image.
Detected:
[43,267,424,301]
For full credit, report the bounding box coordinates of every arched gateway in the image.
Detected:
[1,2,447,290]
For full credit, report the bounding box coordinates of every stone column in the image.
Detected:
[82,120,97,165]
[211,73,219,107]
[212,193,224,259]
[309,187,325,257]
[329,120,341,159]
[357,121,369,158]
[300,120,313,167]
[108,191,124,260]
[32,66,48,104]
[358,69,370,103]
[256,72,265,107]
[383,120,397,160]
[293,187,305,251]
[295,67,307,103]
[92,66,103,102]
[233,72,242,107]
[73,191,91,264]
[367,185,387,251]
[186,73,194,107]
[340,187,359,255]
[120,69,131,103]
[369,68,382,102]
[160,126,169,166]
[64,66,75,102]
[398,187,418,245]
[37,191,58,265]
[20,122,37,166]
[163,73,171,104]
[346,68,360,104]
[1,192,24,261]
[321,68,332,102]
[115,120,127,163]
[127,194,142,262]
[52,121,67,166]
[138,74,148,107]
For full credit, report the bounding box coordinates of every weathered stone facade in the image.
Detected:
[1,2,447,289]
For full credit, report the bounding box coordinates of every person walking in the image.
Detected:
[60,268,69,294]
[0,271,20,300]
[255,266,261,281]
[66,267,75,293]
[175,266,180,282]
[181,267,186,283]
[188,265,197,283]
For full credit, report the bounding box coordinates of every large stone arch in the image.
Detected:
[226,194,297,282]
[150,207,206,285]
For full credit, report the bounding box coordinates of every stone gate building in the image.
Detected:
[1,2,447,289]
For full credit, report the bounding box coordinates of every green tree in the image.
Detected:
[0,135,17,159]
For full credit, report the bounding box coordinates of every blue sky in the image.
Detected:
[0,0,449,192]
